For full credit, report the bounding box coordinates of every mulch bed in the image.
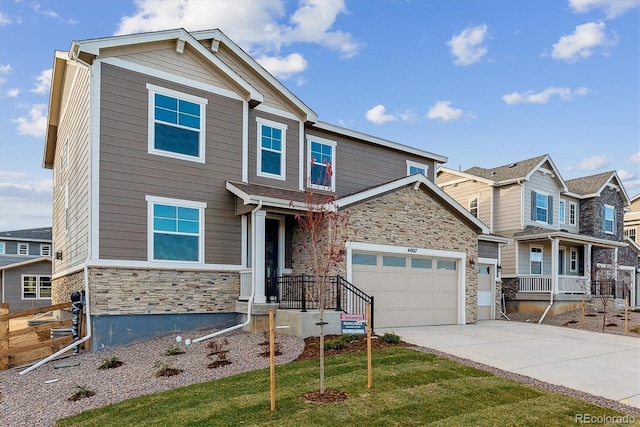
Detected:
[294,334,414,362]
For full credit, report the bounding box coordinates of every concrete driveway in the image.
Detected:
[378,320,640,409]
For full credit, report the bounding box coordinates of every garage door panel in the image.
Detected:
[352,251,460,328]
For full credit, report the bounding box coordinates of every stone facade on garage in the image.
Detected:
[291,184,480,323]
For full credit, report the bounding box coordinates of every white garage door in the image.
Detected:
[352,252,459,328]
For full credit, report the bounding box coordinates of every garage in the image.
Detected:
[351,250,461,328]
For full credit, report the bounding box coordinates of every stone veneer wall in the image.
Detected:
[291,185,479,323]
[89,267,240,315]
[52,270,85,305]
[579,187,624,241]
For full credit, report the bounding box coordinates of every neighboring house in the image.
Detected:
[43,28,507,350]
[438,155,635,314]
[0,228,53,312]
[624,193,640,243]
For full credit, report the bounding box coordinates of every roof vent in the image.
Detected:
[508,163,517,168]
[491,171,496,175]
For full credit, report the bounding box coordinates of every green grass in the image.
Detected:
[57,348,631,427]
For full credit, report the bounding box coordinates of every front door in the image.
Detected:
[477,264,493,320]
[265,219,279,299]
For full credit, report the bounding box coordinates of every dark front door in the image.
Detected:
[265,219,279,299]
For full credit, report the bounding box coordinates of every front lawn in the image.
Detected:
[57,348,631,426]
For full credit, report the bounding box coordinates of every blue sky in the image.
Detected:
[0,0,638,232]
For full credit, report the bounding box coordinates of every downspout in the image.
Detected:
[192,200,262,344]
[21,47,95,375]
[21,260,92,375]
[538,235,554,324]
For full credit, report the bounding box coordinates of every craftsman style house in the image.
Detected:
[438,155,636,314]
[44,29,506,349]
[0,228,53,312]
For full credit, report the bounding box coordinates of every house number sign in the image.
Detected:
[407,248,418,253]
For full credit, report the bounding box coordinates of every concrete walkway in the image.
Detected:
[378,320,640,409]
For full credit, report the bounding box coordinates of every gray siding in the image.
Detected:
[52,63,91,274]
[99,64,243,264]
[523,172,560,229]
[517,241,552,275]
[1,260,52,311]
[478,241,499,259]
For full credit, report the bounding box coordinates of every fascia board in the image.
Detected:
[193,29,317,123]
[523,155,568,192]
[43,51,70,169]
[437,166,495,185]
[316,122,447,163]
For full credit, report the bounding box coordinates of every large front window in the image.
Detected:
[530,246,543,275]
[257,118,286,179]
[146,196,206,262]
[147,84,207,163]
[603,205,616,233]
[22,275,51,299]
[307,136,336,191]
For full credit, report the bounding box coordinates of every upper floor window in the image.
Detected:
[18,243,28,255]
[146,195,206,263]
[531,191,553,224]
[624,227,637,242]
[468,195,479,218]
[147,84,207,163]
[40,245,51,256]
[307,136,336,191]
[569,202,577,226]
[602,205,616,234]
[256,118,286,180]
[0,242,4,254]
[559,200,565,224]
[406,160,429,177]
[530,246,543,275]
[22,275,52,299]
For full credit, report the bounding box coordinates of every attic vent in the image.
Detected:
[508,163,517,168]
[491,171,496,175]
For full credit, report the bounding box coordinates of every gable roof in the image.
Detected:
[0,227,52,241]
[0,256,51,271]
[565,171,631,205]
[463,154,566,189]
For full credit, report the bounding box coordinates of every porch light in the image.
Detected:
[55,250,63,260]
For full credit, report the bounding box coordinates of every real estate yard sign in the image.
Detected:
[340,313,366,334]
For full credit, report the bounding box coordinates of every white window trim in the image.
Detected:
[570,249,578,272]
[146,83,208,164]
[530,245,543,275]
[468,194,480,218]
[569,201,577,226]
[18,243,29,256]
[0,242,4,255]
[559,200,565,224]
[534,191,549,223]
[406,160,429,177]
[256,117,287,181]
[306,135,337,192]
[40,244,51,256]
[603,204,616,234]
[21,275,52,300]
[146,195,207,263]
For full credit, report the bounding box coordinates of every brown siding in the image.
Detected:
[439,179,492,228]
[98,64,243,264]
[494,185,522,234]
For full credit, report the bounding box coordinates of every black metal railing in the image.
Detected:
[266,273,374,331]
[590,279,628,299]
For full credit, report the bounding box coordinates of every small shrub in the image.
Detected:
[380,332,401,344]
[205,338,229,353]
[98,356,123,370]
[605,323,618,327]
[324,338,344,350]
[68,384,95,401]
[341,334,360,344]
[629,325,640,334]
[153,360,183,377]
[165,345,185,356]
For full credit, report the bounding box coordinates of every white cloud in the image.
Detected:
[628,152,640,163]
[365,104,397,125]
[256,53,307,80]
[6,88,19,97]
[568,0,640,19]
[502,86,589,104]
[31,2,59,18]
[31,69,52,94]
[617,169,636,181]
[12,104,48,137]
[0,64,11,74]
[0,11,12,26]
[426,101,464,121]
[0,171,53,232]
[114,0,360,79]
[551,22,617,62]
[446,24,488,66]
[565,155,609,170]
